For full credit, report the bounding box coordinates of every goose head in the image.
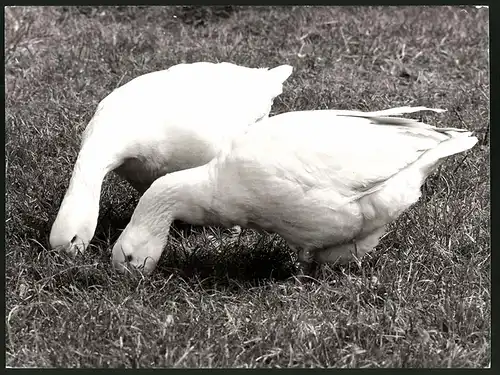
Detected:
[49,215,96,257]
[49,147,110,256]
[111,223,166,275]
[111,192,174,275]
[49,190,101,257]
[111,166,212,275]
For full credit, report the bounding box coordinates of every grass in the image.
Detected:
[4,5,490,368]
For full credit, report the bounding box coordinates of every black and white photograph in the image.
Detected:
[5,5,490,368]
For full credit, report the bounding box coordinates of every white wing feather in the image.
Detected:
[223,109,474,206]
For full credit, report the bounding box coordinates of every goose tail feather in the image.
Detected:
[416,132,478,175]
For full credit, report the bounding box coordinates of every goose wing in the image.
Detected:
[85,62,293,143]
[77,63,294,188]
[229,109,473,205]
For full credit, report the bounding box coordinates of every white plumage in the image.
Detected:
[49,62,293,256]
[111,107,478,275]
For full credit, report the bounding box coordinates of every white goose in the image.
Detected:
[111,106,478,275]
[49,62,294,256]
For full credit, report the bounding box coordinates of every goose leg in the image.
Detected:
[295,247,319,280]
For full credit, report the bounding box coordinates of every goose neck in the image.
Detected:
[131,165,215,239]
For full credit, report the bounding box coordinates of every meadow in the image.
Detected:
[5,6,490,368]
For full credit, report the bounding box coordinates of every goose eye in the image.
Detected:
[70,235,78,244]
[125,254,133,262]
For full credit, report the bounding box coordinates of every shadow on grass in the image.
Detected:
[151,229,298,291]
[26,229,299,298]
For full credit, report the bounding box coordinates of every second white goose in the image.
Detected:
[110,106,478,275]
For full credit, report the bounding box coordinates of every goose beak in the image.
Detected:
[111,255,127,274]
[111,255,147,277]
[111,245,137,275]
[54,243,80,258]
[111,246,157,276]
[53,237,87,258]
